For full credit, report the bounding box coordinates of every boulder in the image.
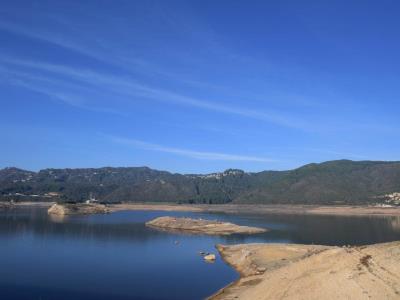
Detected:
[204,254,216,261]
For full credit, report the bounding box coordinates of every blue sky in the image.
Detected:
[1,0,399,173]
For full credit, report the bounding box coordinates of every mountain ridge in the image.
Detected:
[1,160,400,205]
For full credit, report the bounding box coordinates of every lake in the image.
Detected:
[1,207,400,300]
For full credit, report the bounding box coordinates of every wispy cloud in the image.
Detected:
[0,20,106,62]
[20,83,124,116]
[0,18,313,130]
[0,18,172,77]
[1,67,126,116]
[1,57,309,130]
[108,135,278,163]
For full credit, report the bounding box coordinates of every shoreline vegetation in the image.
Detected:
[210,242,400,300]
[146,216,267,235]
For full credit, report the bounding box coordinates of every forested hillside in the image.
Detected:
[1,160,400,205]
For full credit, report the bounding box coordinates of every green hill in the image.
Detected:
[1,160,400,205]
[235,160,400,204]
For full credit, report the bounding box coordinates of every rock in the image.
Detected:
[204,254,216,261]
[0,202,13,210]
[146,216,268,235]
[48,203,110,215]
[256,267,267,273]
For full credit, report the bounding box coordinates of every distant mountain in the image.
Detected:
[234,160,400,204]
[1,160,400,205]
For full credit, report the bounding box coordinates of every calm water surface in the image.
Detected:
[1,207,400,300]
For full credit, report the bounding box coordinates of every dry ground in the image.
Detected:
[146,216,267,235]
[211,242,400,300]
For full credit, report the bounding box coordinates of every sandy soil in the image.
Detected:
[0,201,53,209]
[211,242,400,300]
[47,203,110,215]
[109,203,400,216]
[146,216,267,235]
[198,204,400,216]
[4,202,400,216]
[17,202,55,208]
[110,203,203,212]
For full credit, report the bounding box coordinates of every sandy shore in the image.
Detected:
[110,203,203,212]
[1,201,54,208]
[211,242,400,300]
[146,216,267,235]
[110,203,400,216]
[3,202,400,216]
[198,204,400,216]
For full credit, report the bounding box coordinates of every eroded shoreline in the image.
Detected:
[211,242,400,300]
[3,202,400,216]
[110,203,400,216]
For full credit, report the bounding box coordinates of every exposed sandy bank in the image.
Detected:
[110,203,203,212]
[14,201,53,208]
[108,203,400,216]
[0,202,14,209]
[146,216,267,235]
[211,242,400,300]
[47,203,110,215]
[6,202,400,216]
[198,204,400,216]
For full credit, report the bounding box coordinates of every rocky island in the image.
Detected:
[145,216,267,235]
[211,242,400,300]
[47,203,110,215]
[0,202,14,210]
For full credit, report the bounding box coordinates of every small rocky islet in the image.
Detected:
[47,203,110,215]
[145,216,267,235]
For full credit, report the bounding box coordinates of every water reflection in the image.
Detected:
[1,207,400,300]
[1,208,400,246]
[222,213,400,246]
